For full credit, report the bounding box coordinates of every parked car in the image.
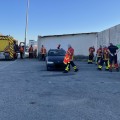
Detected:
[46,49,66,70]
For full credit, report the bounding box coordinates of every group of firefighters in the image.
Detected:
[39,43,120,73]
[19,45,37,59]
[88,43,119,72]
[19,42,119,73]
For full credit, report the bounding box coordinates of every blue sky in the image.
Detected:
[0,0,120,43]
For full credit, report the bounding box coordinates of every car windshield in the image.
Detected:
[48,49,66,56]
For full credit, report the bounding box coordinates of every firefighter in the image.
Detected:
[57,44,61,49]
[96,45,103,64]
[33,49,37,58]
[29,45,33,58]
[98,45,109,71]
[63,51,70,73]
[40,45,46,61]
[97,45,103,70]
[108,43,119,72]
[63,44,78,73]
[19,45,24,59]
[13,41,18,59]
[88,46,95,64]
[102,45,109,70]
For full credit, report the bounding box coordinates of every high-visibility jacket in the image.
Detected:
[97,48,102,57]
[89,47,95,55]
[29,47,33,53]
[41,47,46,54]
[67,47,74,61]
[63,53,70,64]
[103,47,109,60]
[20,47,24,52]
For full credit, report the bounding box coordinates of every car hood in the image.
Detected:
[47,56,64,62]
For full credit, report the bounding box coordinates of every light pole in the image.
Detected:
[24,0,29,57]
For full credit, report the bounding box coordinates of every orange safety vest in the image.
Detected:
[103,47,109,60]
[20,47,24,52]
[97,48,102,57]
[63,53,70,64]
[29,47,33,53]
[67,47,74,61]
[41,47,46,54]
[89,47,95,55]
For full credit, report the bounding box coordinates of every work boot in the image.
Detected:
[98,68,102,71]
[74,69,79,72]
[63,70,68,73]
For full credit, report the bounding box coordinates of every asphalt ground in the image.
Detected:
[0,59,120,120]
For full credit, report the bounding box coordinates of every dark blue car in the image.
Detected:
[46,49,66,71]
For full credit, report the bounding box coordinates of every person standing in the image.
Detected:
[57,44,61,49]
[63,44,78,73]
[40,45,47,61]
[19,45,24,59]
[97,45,103,70]
[29,45,33,58]
[97,45,109,71]
[88,46,95,64]
[34,49,37,58]
[108,43,119,72]
[102,45,109,70]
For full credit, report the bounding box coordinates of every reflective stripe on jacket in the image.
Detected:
[97,48,102,57]
[67,47,74,61]
[103,47,109,60]
[63,53,70,64]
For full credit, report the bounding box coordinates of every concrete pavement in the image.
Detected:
[0,59,120,120]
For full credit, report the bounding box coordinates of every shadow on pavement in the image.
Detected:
[42,73,75,77]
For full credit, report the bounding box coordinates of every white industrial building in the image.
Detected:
[37,24,120,61]
[38,32,97,56]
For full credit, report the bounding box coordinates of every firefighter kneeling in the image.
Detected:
[63,44,78,73]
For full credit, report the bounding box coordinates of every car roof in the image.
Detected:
[48,48,65,51]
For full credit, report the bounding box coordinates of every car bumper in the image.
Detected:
[47,62,65,70]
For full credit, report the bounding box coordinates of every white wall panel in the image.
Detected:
[38,33,97,56]
[97,24,120,63]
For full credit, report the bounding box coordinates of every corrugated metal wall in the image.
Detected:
[97,24,120,63]
[97,24,120,47]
